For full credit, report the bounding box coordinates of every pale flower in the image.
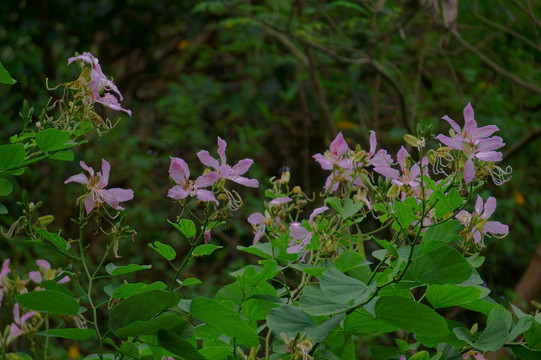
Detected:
[167,157,219,204]
[65,159,134,215]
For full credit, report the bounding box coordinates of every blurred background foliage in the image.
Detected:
[1,0,540,356]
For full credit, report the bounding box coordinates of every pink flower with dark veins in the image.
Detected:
[65,159,134,215]
[436,103,504,183]
[68,52,132,116]
[167,157,219,205]
[197,137,259,188]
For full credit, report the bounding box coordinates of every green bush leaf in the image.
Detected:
[299,285,349,316]
[112,281,167,299]
[16,290,79,315]
[474,306,512,352]
[375,296,449,337]
[35,228,68,251]
[267,304,316,337]
[320,267,373,305]
[422,220,462,244]
[403,243,472,285]
[35,129,71,152]
[190,297,259,347]
[39,328,96,341]
[168,218,197,238]
[426,285,486,308]
[158,329,207,360]
[49,150,75,161]
[105,263,151,276]
[0,144,25,170]
[148,241,176,261]
[116,314,191,338]
[344,308,400,334]
[108,290,182,336]
[193,244,222,257]
[0,178,13,196]
[0,61,16,84]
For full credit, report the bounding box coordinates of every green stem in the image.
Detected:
[169,215,210,291]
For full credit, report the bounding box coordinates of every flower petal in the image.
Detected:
[169,157,190,184]
[232,176,259,188]
[194,172,219,188]
[197,150,220,169]
[217,137,227,164]
[107,188,134,202]
[309,206,329,224]
[36,259,51,271]
[84,192,96,215]
[484,221,509,235]
[330,132,349,156]
[98,159,110,188]
[232,159,253,176]
[195,189,218,204]
[441,115,462,134]
[167,185,189,200]
[464,158,476,184]
[482,196,497,219]
[269,197,292,206]
[64,174,89,185]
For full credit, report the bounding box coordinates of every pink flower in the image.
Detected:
[456,195,509,246]
[313,132,355,191]
[28,259,70,284]
[365,131,399,179]
[197,137,259,188]
[167,157,219,204]
[65,159,134,215]
[248,212,268,245]
[436,103,504,183]
[0,259,11,308]
[6,303,36,345]
[309,206,329,225]
[68,52,132,116]
[287,223,313,255]
[269,196,292,206]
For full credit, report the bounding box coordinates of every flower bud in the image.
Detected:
[360,172,376,191]
[280,170,290,184]
[386,184,401,198]
[352,149,367,164]
[37,215,55,226]
[427,150,437,165]
[470,323,478,335]
[292,186,303,195]
[217,193,228,203]
[404,134,421,148]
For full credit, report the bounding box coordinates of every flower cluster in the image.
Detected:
[68,52,131,116]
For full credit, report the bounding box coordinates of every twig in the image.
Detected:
[452,30,541,95]
[503,125,541,161]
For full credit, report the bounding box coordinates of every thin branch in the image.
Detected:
[503,124,541,161]
[452,30,541,95]
[474,0,541,52]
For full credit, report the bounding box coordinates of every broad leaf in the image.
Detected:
[158,330,207,360]
[35,129,71,152]
[105,263,151,276]
[148,241,176,261]
[39,328,96,341]
[17,290,79,315]
[0,144,25,170]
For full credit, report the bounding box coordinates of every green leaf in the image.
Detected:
[299,285,349,316]
[0,61,16,84]
[525,317,541,350]
[0,144,26,170]
[168,218,196,239]
[193,244,222,257]
[148,241,176,261]
[49,150,75,161]
[116,314,191,338]
[16,290,79,315]
[375,296,449,337]
[40,280,72,296]
[403,243,472,285]
[434,189,463,218]
[242,297,281,321]
[344,308,400,334]
[35,129,71,152]
[237,243,274,260]
[105,263,151,276]
[190,297,258,347]
[342,198,364,219]
[267,304,316,337]
[0,178,13,196]
[422,220,462,244]
[395,199,415,229]
[0,204,7,214]
[158,330,207,360]
[39,328,96,341]
[108,290,183,336]
[320,267,373,305]
[335,250,365,272]
[112,281,167,299]
[181,277,202,286]
[474,306,512,352]
[35,228,68,251]
[426,285,485,308]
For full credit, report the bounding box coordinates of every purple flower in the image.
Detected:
[456,195,509,247]
[365,131,400,179]
[197,137,259,188]
[68,52,132,116]
[28,259,69,284]
[65,159,134,215]
[269,196,292,206]
[0,259,11,308]
[167,157,219,204]
[248,212,268,245]
[6,303,36,345]
[287,223,313,255]
[436,103,504,183]
[313,132,355,192]
[309,206,329,225]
